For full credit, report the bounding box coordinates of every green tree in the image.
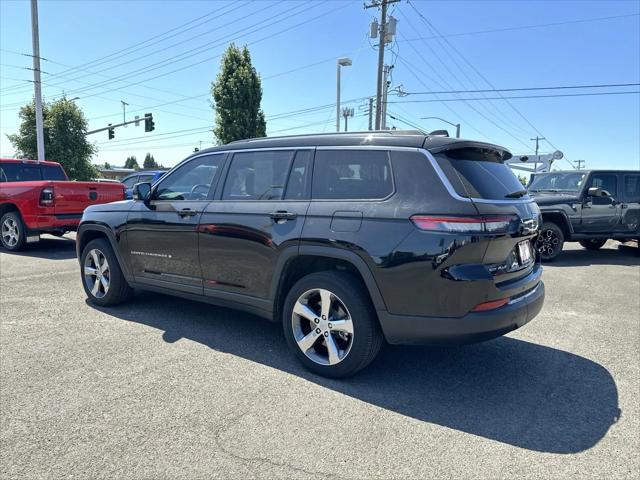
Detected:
[211,43,266,145]
[518,174,529,187]
[7,97,98,180]
[143,152,158,169]
[124,156,139,170]
[103,162,111,169]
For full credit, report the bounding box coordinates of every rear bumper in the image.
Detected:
[23,214,81,232]
[379,280,545,345]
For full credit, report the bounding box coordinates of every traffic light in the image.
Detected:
[108,124,114,140]
[144,113,155,132]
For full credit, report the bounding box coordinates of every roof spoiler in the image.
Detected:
[426,140,513,161]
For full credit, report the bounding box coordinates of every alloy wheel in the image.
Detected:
[83,248,110,298]
[291,288,354,366]
[536,229,560,258]
[1,217,19,247]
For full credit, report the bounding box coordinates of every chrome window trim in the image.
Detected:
[151,151,226,199]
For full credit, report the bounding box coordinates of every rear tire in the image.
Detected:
[80,238,133,306]
[579,239,607,250]
[1,211,26,251]
[282,271,383,378]
[536,221,565,262]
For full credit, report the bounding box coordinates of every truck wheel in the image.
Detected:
[80,238,133,306]
[1,212,26,251]
[536,222,564,262]
[579,239,607,250]
[282,271,383,378]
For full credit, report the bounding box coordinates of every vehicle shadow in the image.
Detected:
[552,243,639,267]
[91,291,620,455]
[0,235,77,260]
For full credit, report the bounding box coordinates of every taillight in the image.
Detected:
[410,215,517,234]
[40,187,54,206]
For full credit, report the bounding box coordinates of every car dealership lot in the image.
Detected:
[1,237,638,479]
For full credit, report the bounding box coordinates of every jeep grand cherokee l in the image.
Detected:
[76,131,545,378]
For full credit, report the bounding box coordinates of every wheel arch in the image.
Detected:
[271,245,387,323]
[77,223,132,280]
[0,203,21,218]
[540,210,573,238]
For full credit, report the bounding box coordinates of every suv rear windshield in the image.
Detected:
[0,162,66,182]
[434,148,525,200]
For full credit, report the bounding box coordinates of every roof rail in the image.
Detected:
[227,129,426,145]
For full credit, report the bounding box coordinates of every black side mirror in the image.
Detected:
[133,182,152,202]
[587,187,610,197]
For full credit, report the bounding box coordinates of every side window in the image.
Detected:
[623,175,640,202]
[0,164,17,182]
[137,174,155,184]
[284,150,312,200]
[41,165,67,181]
[154,154,222,201]
[588,174,617,196]
[222,150,295,201]
[122,176,139,188]
[312,149,393,200]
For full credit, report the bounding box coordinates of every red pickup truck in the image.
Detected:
[0,158,125,251]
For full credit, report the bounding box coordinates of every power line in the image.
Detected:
[407,0,576,167]
[389,91,640,102]
[399,12,640,42]
[402,83,640,95]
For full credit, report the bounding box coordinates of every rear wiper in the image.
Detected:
[505,189,528,198]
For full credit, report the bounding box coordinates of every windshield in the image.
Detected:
[529,172,586,192]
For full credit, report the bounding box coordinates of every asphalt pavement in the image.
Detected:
[1,235,638,479]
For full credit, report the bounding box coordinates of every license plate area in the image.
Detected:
[518,240,532,265]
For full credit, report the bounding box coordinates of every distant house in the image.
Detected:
[97,167,135,181]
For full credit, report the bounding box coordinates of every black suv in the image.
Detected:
[529,170,640,261]
[77,131,544,377]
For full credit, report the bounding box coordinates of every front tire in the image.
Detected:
[536,221,565,262]
[579,239,607,250]
[80,238,133,306]
[1,212,26,251]
[282,271,383,378]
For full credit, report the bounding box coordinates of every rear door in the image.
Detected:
[619,173,640,235]
[125,153,225,294]
[580,172,621,233]
[198,148,312,300]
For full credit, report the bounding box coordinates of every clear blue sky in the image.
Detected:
[1,0,639,170]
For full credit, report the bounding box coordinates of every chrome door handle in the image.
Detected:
[178,208,198,217]
[270,211,297,221]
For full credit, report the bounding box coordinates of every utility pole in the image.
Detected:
[368,97,374,130]
[336,58,352,132]
[30,0,45,162]
[530,136,545,156]
[366,0,399,130]
[342,107,354,132]
[574,160,586,169]
[381,65,392,130]
[121,100,129,125]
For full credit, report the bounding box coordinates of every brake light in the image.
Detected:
[471,298,509,312]
[410,215,517,234]
[40,187,54,206]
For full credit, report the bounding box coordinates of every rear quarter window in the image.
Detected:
[434,148,525,200]
[623,174,640,202]
[41,164,67,181]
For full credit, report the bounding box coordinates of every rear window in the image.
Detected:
[42,164,67,181]
[434,148,525,200]
[312,150,393,200]
[0,163,66,182]
[623,174,640,202]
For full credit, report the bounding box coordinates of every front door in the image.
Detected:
[580,172,621,233]
[125,153,225,294]
[198,149,312,301]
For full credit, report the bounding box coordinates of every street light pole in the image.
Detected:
[336,58,352,132]
[421,116,461,138]
[30,0,45,162]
